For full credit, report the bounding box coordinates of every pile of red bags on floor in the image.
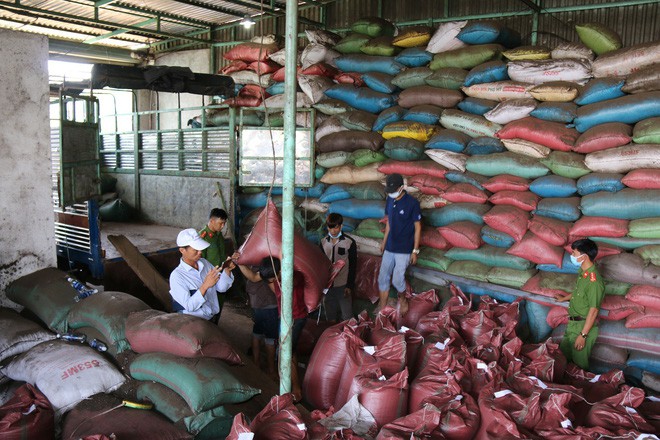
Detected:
[294,284,659,439]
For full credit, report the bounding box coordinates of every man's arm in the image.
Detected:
[411,220,421,264]
[237,264,262,283]
[380,220,390,254]
[346,237,358,291]
[575,306,599,351]
[169,272,207,313]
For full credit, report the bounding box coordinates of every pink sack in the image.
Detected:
[237,200,331,312]
[546,306,568,328]
[621,168,660,189]
[420,226,451,250]
[489,190,540,211]
[483,205,530,241]
[377,160,447,178]
[569,216,629,237]
[0,384,54,440]
[351,369,409,429]
[443,183,489,204]
[407,174,452,195]
[573,122,632,154]
[625,309,660,329]
[527,216,572,247]
[496,117,578,152]
[399,289,440,330]
[507,232,564,267]
[626,284,660,310]
[439,221,483,249]
[354,253,382,303]
[482,174,531,192]
[224,43,279,62]
[250,394,307,440]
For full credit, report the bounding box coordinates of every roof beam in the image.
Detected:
[0,3,211,44]
[517,0,543,13]
[83,17,157,43]
[166,0,246,18]
[95,0,119,6]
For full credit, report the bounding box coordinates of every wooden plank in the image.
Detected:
[107,234,172,311]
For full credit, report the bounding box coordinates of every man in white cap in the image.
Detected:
[169,228,235,323]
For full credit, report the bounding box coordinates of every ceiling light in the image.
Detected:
[240,15,255,29]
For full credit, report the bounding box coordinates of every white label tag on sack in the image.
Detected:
[379,375,387,381]
[297,423,307,431]
[477,362,488,370]
[399,326,410,333]
[589,374,601,383]
[238,433,255,440]
[648,396,660,402]
[635,435,660,440]
[22,404,37,416]
[323,288,329,295]
[363,346,376,355]
[454,395,463,401]
[625,406,638,415]
[530,376,548,390]
[435,341,446,350]
[494,389,513,399]
[560,419,573,429]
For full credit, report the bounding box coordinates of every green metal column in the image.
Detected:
[280,0,299,395]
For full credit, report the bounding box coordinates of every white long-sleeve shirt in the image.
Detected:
[169,258,234,320]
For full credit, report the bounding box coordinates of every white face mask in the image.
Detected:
[329,231,342,239]
[388,189,402,199]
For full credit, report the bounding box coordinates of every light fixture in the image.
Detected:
[240,14,255,29]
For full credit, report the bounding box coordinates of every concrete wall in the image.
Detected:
[0,31,55,307]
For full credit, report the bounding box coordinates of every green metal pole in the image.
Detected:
[280,0,298,396]
[531,0,539,45]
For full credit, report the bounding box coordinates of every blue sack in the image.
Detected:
[319,184,352,203]
[426,129,471,152]
[533,197,581,222]
[530,175,577,198]
[465,137,506,155]
[266,82,285,95]
[580,189,660,220]
[481,225,515,248]
[458,97,497,116]
[335,55,406,75]
[530,102,577,123]
[576,173,624,196]
[395,48,433,67]
[574,92,660,133]
[463,61,509,86]
[423,203,490,227]
[362,72,398,94]
[325,84,397,114]
[372,106,407,131]
[328,199,386,220]
[445,171,487,190]
[575,78,625,106]
[537,252,580,274]
[403,105,443,125]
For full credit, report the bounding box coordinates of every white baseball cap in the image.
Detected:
[176,228,210,251]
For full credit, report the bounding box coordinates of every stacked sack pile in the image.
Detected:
[227,285,659,438]
[223,17,660,391]
[0,267,259,439]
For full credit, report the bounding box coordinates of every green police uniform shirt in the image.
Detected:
[568,265,605,318]
[199,225,226,267]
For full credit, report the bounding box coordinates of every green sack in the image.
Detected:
[575,22,622,56]
[317,151,353,168]
[263,111,284,127]
[352,17,396,37]
[130,352,261,413]
[487,267,537,288]
[335,33,371,54]
[446,260,490,282]
[314,99,354,115]
[424,68,469,90]
[445,245,535,270]
[466,152,549,179]
[633,117,660,144]
[604,280,632,296]
[361,36,399,56]
[539,272,577,292]
[67,291,151,354]
[417,247,452,272]
[634,244,660,265]
[350,149,388,167]
[336,110,378,132]
[392,67,433,89]
[384,138,426,161]
[628,217,660,239]
[347,181,386,200]
[540,151,591,179]
[137,381,233,437]
[6,268,77,333]
[353,219,385,239]
[430,44,503,70]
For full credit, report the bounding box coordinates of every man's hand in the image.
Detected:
[410,253,418,265]
[379,241,386,254]
[344,287,352,298]
[201,266,221,294]
[554,293,570,302]
[574,334,586,351]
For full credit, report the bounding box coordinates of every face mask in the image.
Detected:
[570,254,583,265]
[388,190,402,199]
[329,231,342,239]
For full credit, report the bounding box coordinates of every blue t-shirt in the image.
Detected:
[385,192,422,253]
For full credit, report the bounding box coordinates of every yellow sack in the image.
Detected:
[503,45,552,61]
[382,121,437,142]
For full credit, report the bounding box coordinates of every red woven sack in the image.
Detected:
[351,369,409,429]
[247,60,280,74]
[438,221,483,249]
[507,232,564,267]
[528,216,571,247]
[626,284,660,310]
[489,190,540,211]
[621,168,660,189]
[224,43,279,62]
[250,394,307,440]
[220,60,248,75]
[334,72,364,86]
[483,205,530,241]
[443,183,489,204]
[573,122,632,154]
[400,289,440,330]
[569,216,629,237]
[482,174,531,192]
[0,384,54,440]
[419,226,450,250]
[302,62,339,78]
[496,117,578,152]
[377,160,447,178]
[237,200,330,312]
[407,174,452,195]
[354,253,382,303]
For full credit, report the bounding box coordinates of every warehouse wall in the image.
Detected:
[0,30,56,307]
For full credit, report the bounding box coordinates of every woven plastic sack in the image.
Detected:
[426,129,471,153]
[325,84,396,113]
[576,172,625,195]
[351,369,408,429]
[489,190,539,211]
[419,226,450,250]
[533,196,581,222]
[425,67,468,90]
[484,98,537,124]
[570,216,628,238]
[224,43,279,62]
[482,174,530,192]
[496,117,577,152]
[384,138,425,161]
[622,168,660,189]
[581,189,660,220]
[397,86,463,109]
[423,203,489,227]
[67,291,150,354]
[440,109,502,138]
[575,78,626,106]
[574,92,660,133]
[584,144,660,174]
[446,260,490,282]
[0,309,56,363]
[445,245,534,270]
[426,21,467,54]
[130,352,259,412]
[623,64,660,94]
[335,33,371,54]
[362,71,396,93]
[528,216,571,247]
[393,26,432,48]
[392,67,433,89]
[395,47,433,68]
[458,97,497,115]
[507,232,564,267]
[0,384,54,440]
[417,248,452,272]
[529,102,577,123]
[429,44,504,70]
[334,55,404,76]
[0,340,125,414]
[507,59,591,85]
[329,199,385,220]
[461,80,532,101]
[125,310,241,364]
[361,36,398,57]
[600,253,660,288]
[575,22,622,55]
[236,200,331,311]
[464,60,509,86]
[466,152,550,179]
[318,131,384,153]
[483,205,530,241]
[377,160,447,178]
[528,81,580,102]
[443,183,488,204]
[487,267,537,288]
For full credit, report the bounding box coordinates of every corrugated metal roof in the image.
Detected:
[0,0,658,65]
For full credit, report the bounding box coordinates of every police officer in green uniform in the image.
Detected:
[199,208,229,316]
[555,239,605,370]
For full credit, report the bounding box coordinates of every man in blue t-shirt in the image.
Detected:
[377,173,422,314]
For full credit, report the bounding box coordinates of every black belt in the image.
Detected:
[568,315,585,321]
